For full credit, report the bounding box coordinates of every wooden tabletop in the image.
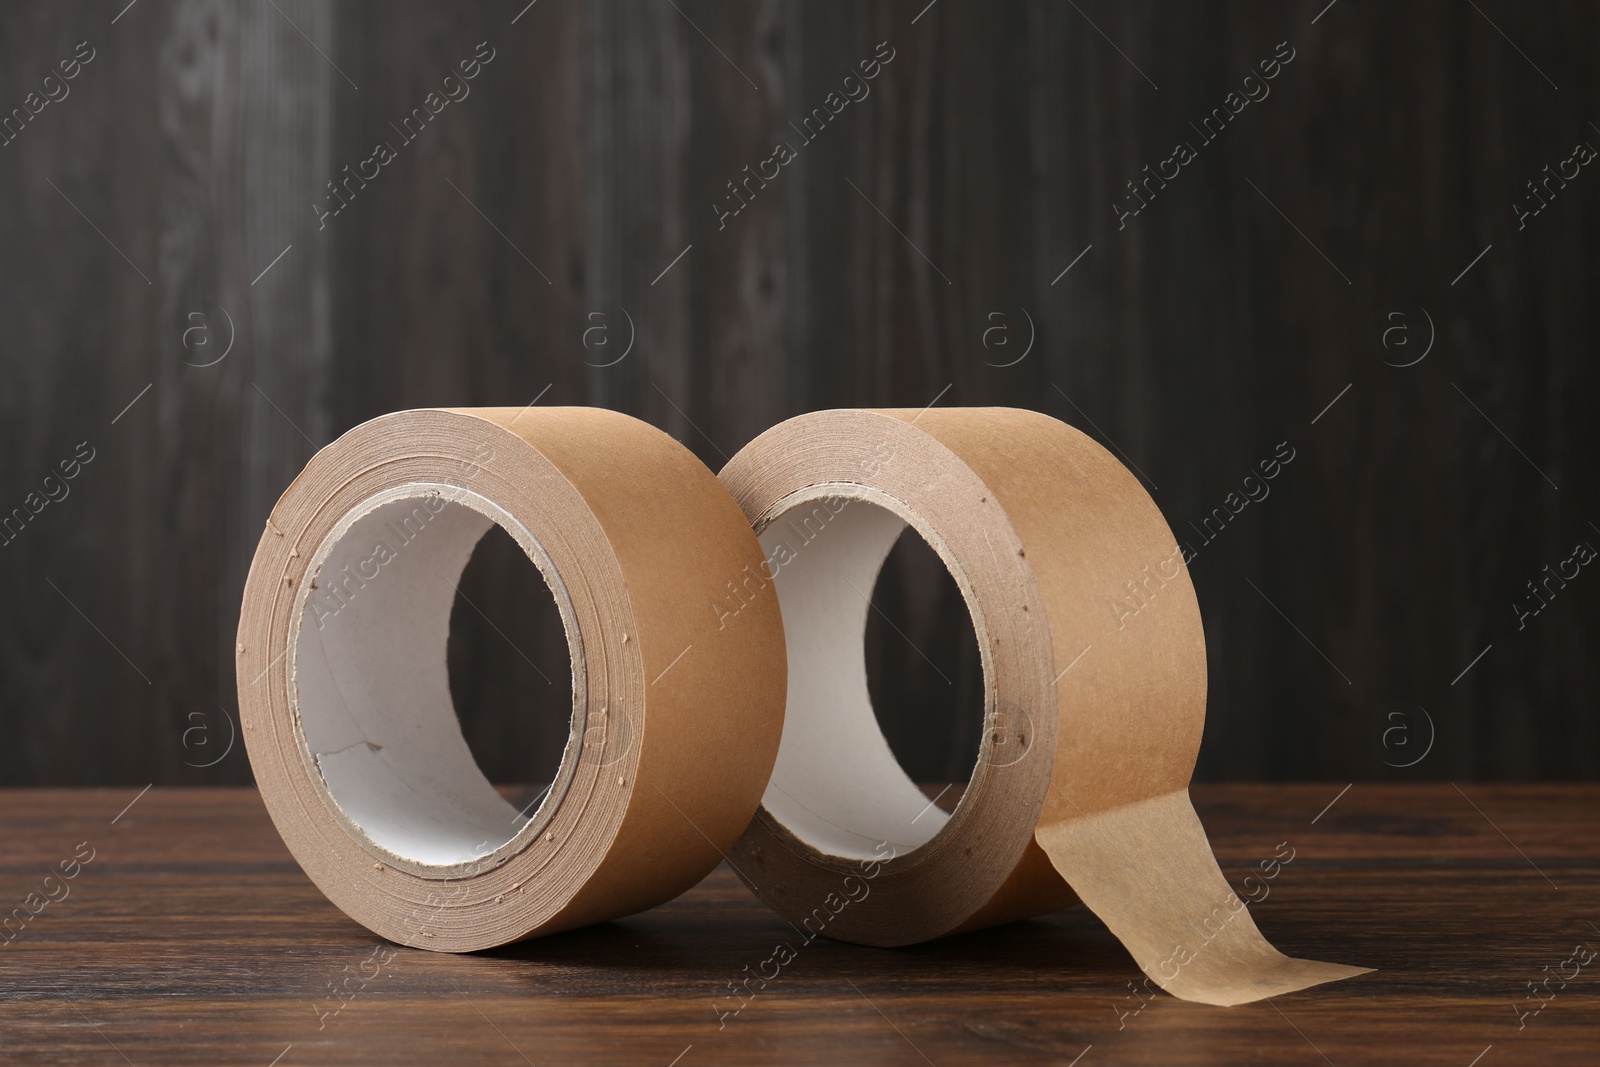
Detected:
[1,784,1595,1065]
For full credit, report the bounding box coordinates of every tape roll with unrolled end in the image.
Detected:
[719,407,1367,1005]
[237,407,785,951]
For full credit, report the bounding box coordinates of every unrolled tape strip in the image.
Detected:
[237,407,786,951]
[719,407,1368,1005]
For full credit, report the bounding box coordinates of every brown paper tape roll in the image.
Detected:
[719,407,1367,1005]
[237,407,785,951]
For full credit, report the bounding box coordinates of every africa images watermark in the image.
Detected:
[1114,40,1297,229]
[313,41,497,229]
[307,882,477,1036]
[1181,440,1296,555]
[711,438,897,630]
[0,40,96,149]
[712,840,898,1028]
[1512,932,1596,1031]
[1114,840,1297,1030]
[1108,441,1297,630]
[305,492,448,628]
[0,840,97,948]
[0,441,97,548]
[305,444,493,628]
[1513,536,1595,631]
[713,40,897,231]
[313,941,399,1030]
[1513,139,1595,232]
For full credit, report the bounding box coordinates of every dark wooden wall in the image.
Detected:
[1,0,1596,787]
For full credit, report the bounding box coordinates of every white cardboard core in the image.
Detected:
[759,489,974,860]
[289,485,580,873]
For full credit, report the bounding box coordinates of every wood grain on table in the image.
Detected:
[0,784,1595,1065]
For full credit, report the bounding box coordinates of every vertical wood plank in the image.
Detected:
[1,0,1597,785]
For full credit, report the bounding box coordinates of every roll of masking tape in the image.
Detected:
[718,407,1366,1005]
[237,407,786,951]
